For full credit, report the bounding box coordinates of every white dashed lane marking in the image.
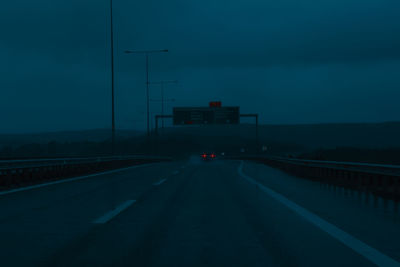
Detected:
[93,200,136,224]
[153,178,167,186]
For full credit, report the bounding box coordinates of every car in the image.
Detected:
[201,152,217,161]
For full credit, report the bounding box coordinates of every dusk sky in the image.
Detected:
[1,0,400,133]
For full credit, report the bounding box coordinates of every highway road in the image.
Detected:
[0,157,399,267]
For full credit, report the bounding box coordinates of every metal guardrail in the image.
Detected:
[0,155,171,189]
[237,155,400,199]
[267,156,400,176]
[0,155,169,170]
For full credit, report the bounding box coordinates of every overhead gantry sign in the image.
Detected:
[172,106,240,125]
[154,102,259,151]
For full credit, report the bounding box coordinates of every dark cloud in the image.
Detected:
[1,0,400,133]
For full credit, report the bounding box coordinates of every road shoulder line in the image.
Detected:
[238,161,400,267]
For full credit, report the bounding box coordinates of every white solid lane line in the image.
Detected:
[153,178,167,186]
[93,200,136,224]
[238,161,400,267]
[0,163,156,197]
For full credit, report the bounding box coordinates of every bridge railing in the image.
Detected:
[237,155,400,199]
[0,155,171,190]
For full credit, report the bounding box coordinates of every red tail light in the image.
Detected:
[211,153,215,158]
[202,153,207,158]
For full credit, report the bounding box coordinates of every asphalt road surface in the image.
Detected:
[0,156,399,267]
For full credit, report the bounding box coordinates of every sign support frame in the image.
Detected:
[154,113,259,153]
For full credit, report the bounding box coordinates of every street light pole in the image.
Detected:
[145,53,149,136]
[110,0,115,154]
[161,82,164,128]
[124,49,168,137]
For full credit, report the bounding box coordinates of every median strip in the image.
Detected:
[0,164,155,197]
[93,200,136,224]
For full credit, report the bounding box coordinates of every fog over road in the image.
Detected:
[0,158,399,266]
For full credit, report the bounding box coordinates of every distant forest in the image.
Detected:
[2,122,400,164]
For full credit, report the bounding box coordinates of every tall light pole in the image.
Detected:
[148,80,178,128]
[124,49,168,137]
[110,0,115,154]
